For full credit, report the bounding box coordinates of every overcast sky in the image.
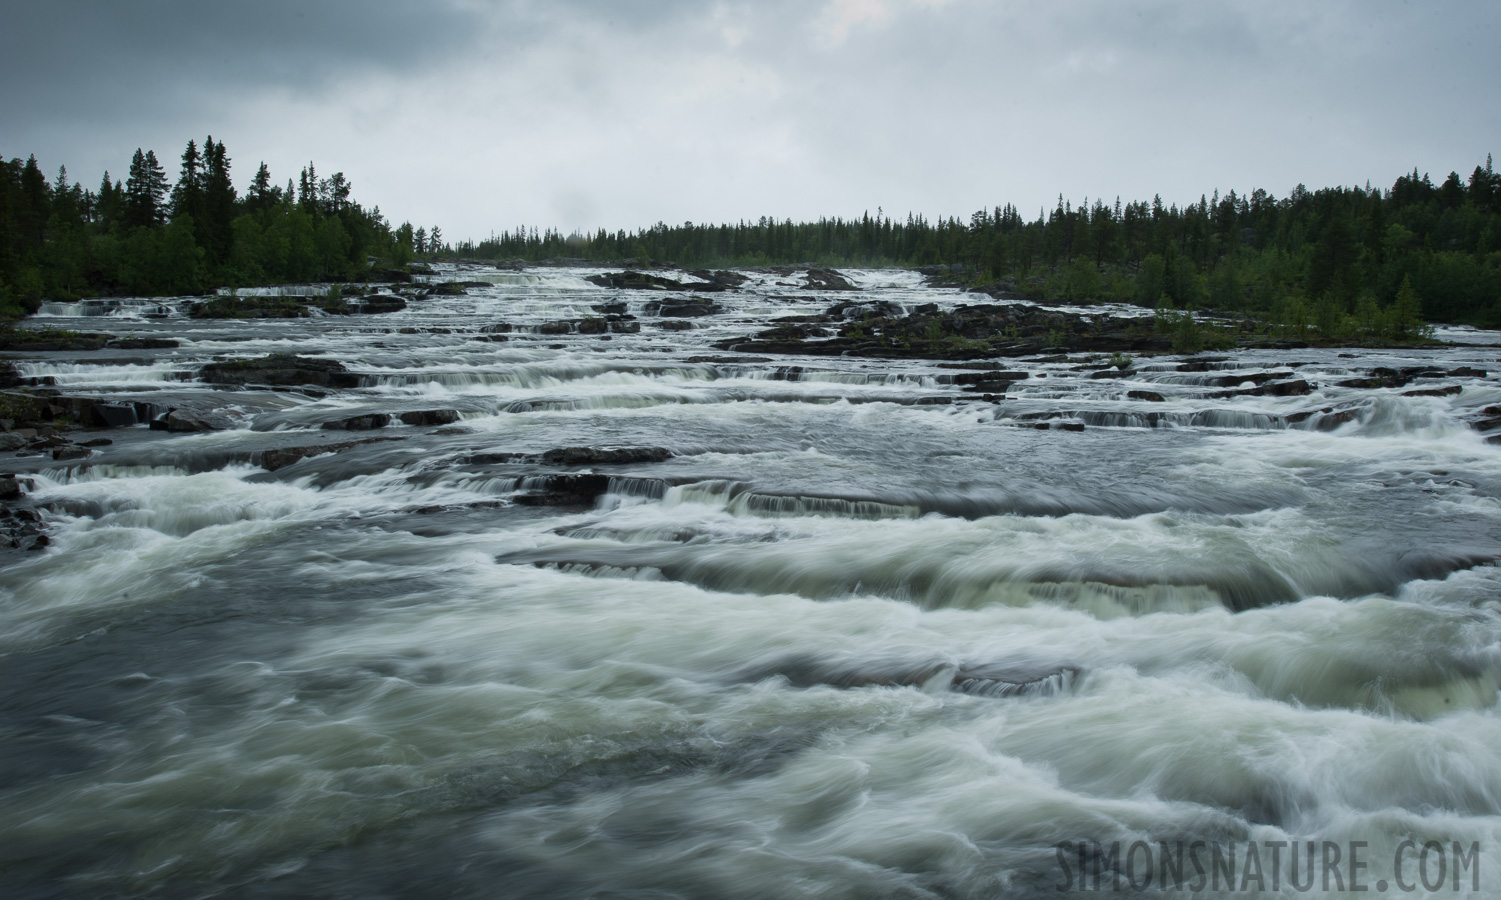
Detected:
[4,0,1498,240]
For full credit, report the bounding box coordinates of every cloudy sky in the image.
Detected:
[4,0,1498,240]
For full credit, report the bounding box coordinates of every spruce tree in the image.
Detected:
[202,138,235,264]
[248,162,273,212]
[169,139,203,223]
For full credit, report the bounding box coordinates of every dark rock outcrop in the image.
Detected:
[513,474,613,506]
[399,409,461,427]
[258,437,406,472]
[801,268,858,291]
[321,413,391,431]
[353,295,408,314]
[199,354,361,389]
[716,302,1173,360]
[167,409,235,432]
[642,297,722,318]
[1128,390,1166,402]
[106,338,180,350]
[586,271,722,292]
[539,447,672,465]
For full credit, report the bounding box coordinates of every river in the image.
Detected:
[3,267,1500,898]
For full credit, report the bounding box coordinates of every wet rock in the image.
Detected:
[199,354,361,389]
[1128,390,1166,402]
[824,299,901,318]
[1448,367,1487,378]
[28,535,49,551]
[801,268,858,291]
[354,294,408,314]
[539,447,672,465]
[88,402,138,428]
[0,330,109,351]
[52,446,92,460]
[1402,385,1462,398]
[321,413,392,431]
[106,337,180,349]
[399,409,461,427]
[0,476,22,500]
[656,320,695,331]
[586,271,722,292]
[258,437,407,472]
[1316,410,1359,430]
[189,296,312,319]
[1212,379,1312,398]
[512,474,614,506]
[81,438,113,447]
[642,297,722,318]
[1253,379,1313,396]
[687,269,749,289]
[952,371,1029,386]
[0,433,26,451]
[167,409,235,432]
[1089,368,1135,380]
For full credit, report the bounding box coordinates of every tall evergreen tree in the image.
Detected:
[201,137,235,264]
[169,139,204,223]
[123,149,168,229]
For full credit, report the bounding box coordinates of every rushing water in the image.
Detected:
[4,267,1501,898]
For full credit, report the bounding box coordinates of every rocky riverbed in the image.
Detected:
[1,265,1499,898]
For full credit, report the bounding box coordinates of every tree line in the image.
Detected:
[454,157,1501,329]
[0,139,447,318]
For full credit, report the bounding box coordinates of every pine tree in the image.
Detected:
[429,225,442,256]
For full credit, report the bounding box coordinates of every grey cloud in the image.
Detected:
[4,0,1499,239]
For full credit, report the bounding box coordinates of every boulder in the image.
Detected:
[89,402,138,428]
[0,476,22,500]
[167,409,235,432]
[1128,390,1166,402]
[399,409,461,427]
[321,413,391,431]
[52,445,92,460]
[0,433,26,451]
